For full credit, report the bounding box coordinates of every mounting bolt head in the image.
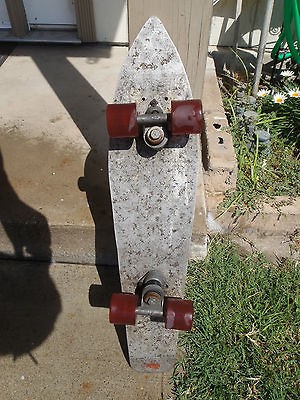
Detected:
[149,128,162,141]
[143,291,161,306]
[145,126,165,146]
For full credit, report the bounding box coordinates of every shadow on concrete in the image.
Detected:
[210,47,257,79]
[0,148,61,362]
[0,43,15,67]
[22,44,118,266]
[210,46,275,91]
[18,44,126,360]
[89,267,129,363]
[0,43,128,364]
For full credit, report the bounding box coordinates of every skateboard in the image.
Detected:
[106,17,203,373]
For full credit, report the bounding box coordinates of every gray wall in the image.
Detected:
[210,0,283,48]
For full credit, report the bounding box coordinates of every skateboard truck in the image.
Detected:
[106,99,204,149]
[109,270,194,331]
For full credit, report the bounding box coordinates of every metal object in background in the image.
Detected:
[271,0,300,65]
[252,0,275,96]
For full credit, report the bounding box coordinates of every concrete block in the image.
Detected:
[210,197,300,262]
[202,56,237,208]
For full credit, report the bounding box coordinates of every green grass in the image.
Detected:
[172,237,300,399]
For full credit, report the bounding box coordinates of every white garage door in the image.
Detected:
[0,0,129,43]
[23,0,76,26]
[0,0,11,28]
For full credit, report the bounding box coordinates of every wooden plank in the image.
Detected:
[5,0,29,37]
[128,0,212,98]
[74,0,96,42]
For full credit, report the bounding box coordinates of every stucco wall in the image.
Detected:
[210,0,283,48]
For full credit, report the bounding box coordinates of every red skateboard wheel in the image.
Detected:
[106,103,139,138]
[171,99,204,135]
[109,293,138,325]
[164,297,194,331]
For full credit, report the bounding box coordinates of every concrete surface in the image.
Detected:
[0,30,81,44]
[0,258,172,399]
[0,44,124,265]
[0,43,208,265]
[216,197,300,262]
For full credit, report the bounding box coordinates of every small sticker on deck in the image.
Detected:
[145,363,161,370]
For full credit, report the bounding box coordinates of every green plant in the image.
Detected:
[258,91,300,150]
[172,236,300,400]
[221,70,300,214]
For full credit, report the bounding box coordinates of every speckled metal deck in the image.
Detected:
[108,16,200,373]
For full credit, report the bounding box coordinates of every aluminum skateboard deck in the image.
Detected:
[107,17,203,373]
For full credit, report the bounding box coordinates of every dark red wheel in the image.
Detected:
[171,99,204,135]
[106,103,139,138]
[109,293,138,325]
[164,297,194,331]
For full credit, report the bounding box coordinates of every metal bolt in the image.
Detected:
[146,298,158,306]
[149,128,162,141]
[145,126,165,146]
[143,291,161,306]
